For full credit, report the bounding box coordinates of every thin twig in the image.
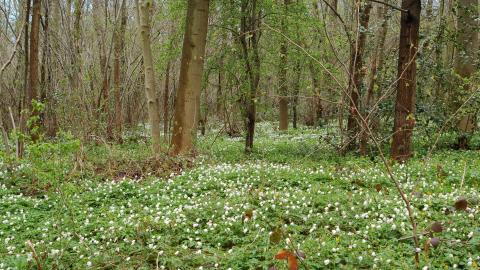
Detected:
[0,21,26,82]
[26,240,42,270]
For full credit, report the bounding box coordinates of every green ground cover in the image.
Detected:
[1,123,479,269]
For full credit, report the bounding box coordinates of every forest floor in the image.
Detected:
[1,122,480,269]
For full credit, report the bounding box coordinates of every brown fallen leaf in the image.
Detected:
[274,250,298,270]
[431,222,443,233]
[454,197,468,211]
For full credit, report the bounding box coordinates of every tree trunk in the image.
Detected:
[27,0,42,142]
[278,0,290,131]
[391,0,421,162]
[453,0,478,144]
[19,0,31,158]
[346,1,372,153]
[171,0,210,155]
[40,0,56,137]
[136,0,162,153]
[239,0,261,153]
[113,0,127,143]
[163,62,170,141]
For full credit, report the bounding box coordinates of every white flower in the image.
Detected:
[86,261,92,267]
[324,259,330,265]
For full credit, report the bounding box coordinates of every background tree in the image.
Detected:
[278,0,290,131]
[452,0,479,148]
[113,0,127,143]
[238,0,262,153]
[391,0,421,161]
[172,0,211,155]
[26,0,42,141]
[136,0,162,153]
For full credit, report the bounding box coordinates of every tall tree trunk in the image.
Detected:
[113,0,127,143]
[239,0,261,153]
[453,0,478,145]
[346,1,372,153]
[391,0,421,162]
[40,0,55,137]
[163,62,170,141]
[278,0,290,131]
[136,0,162,153]
[19,0,31,158]
[27,0,42,142]
[171,0,210,155]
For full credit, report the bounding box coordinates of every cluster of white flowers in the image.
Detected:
[1,125,479,269]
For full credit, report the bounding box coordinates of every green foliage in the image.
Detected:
[0,131,81,195]
[1,123,479,269]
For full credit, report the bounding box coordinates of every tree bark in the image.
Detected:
[278,0,291,131]
[434,0,446,99]
[113,0,127,143]
[136,0,162,153]
[163,62,170,141]
[391,0,421,162]
[40,0,56,137]
[239,0,261,153]
[171,0,210,155]
[27,0,42,142]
